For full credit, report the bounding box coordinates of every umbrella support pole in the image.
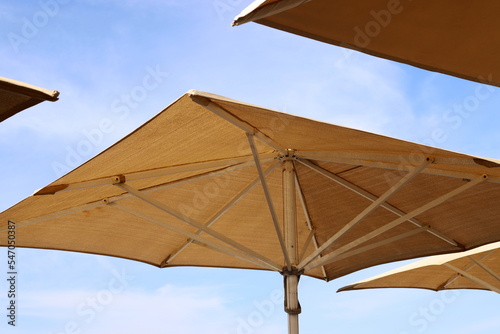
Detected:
[284,270,301,334]
[282,154,301,334]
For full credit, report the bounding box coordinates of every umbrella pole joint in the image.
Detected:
[278,150,297,162]
[282,266,302,329]
[281,266,304,276]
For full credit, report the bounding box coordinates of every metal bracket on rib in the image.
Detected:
[111,175,126,184]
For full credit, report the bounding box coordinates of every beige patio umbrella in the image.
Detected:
[2,90,500,334]
[339,241,500,294]
[233,0,500,87]
[0,76,59,122]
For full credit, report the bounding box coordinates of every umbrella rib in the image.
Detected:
[441,251,500,289]
[299,160,461,247]
[107,202,278,271]
[299,228,316,265]
[1,201,104,232]
[441,252,492,289]
[247,133,291,269]
[298,158,434,270]
[107,158,273,205]
[294,173,328,279]
[295,151,500,184]
[444,263,500,293]
[163,162,279,265]
[190,94,287,154]
[0,76,59,101]
[468,256,500,282]
[320,228,428,275]
[10,160,265,231]
[113,182,282,271]
[296,151,487,167]
[34,155,275,195]
[301,174,487,272]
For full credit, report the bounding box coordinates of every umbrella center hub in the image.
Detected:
[278,149,297,162]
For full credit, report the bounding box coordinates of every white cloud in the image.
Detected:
[268,49,416,139]
[11,283,235,334]
[24,283,287,334]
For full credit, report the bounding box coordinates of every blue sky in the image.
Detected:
[1,1,500,333]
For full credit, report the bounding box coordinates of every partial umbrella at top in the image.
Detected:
[0,76,59,122]
[233,0,500,87]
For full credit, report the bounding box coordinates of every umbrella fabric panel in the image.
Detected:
[162,167,280,267]
[214,96,500,179]
[323,224,459,281]
[1,162,284,269]
[412,181,500,249]
[158,163,284,268]
[2,183,125,223]
[215,97,429,154]
[296,163,461,280]
[0,91,36,120]
[46,94,274,186]
[1,167,237,223]
[294,163,401,243]
[0,94,282,268]
[203,91,500,172]
[1,93,277,222]
[339,167,500,250]
[293,161,500,281]
[161,163,325,278]
[1,167,262,268]
[234,0,500,86]
[443,251,500,290]
[342,266,461,291]
[8,203,191,267]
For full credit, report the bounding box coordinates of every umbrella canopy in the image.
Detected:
[339,241,500,294]
[233,0,500,87]
[0,76,59,122]
[2,90,500,333]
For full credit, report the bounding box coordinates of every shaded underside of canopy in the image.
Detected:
[339,241,500,292]
[1,90,500,281]
[233,0,500,87]
[0,76,59,122]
